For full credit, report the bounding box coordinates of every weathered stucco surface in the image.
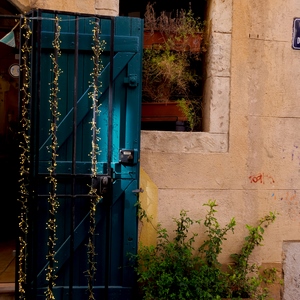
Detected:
[283,242,300,299]
[140,0,300,298]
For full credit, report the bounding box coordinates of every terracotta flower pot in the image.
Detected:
[141,102,187,122]
[143,29,202,52]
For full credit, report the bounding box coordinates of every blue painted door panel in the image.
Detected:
[18,10,143,300]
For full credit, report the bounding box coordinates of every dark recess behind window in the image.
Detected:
[119,0,207,132]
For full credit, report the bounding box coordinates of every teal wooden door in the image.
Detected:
[17,10,143,300]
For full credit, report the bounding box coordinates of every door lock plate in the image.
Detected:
[119,149,135,165]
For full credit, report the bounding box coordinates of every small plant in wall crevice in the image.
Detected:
[130,200,280,300]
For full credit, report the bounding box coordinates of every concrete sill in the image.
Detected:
[141,130,228,153]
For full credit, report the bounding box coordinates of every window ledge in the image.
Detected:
[141,131,228,154]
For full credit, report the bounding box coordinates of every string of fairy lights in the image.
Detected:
[44,15,62,300]
[86,19,105,300]
[17,14,105,299]
[17,15,32,300]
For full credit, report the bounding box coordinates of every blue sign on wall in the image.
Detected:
[292,18,300,49]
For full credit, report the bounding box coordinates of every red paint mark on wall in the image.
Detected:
[249,173,275,184]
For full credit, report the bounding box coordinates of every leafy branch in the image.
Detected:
[132,199,279,300]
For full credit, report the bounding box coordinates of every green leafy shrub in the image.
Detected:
[177,99,202,131]
[131,200,279,300]
[226,212,278,299]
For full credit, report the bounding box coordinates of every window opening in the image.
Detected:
[120,0,207,132]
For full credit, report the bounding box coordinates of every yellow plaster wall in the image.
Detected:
[138,168,158,247]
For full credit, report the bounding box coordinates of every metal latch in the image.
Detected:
[92,175,112,196]
[132,188,144,194]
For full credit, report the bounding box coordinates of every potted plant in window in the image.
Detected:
[141,2,205,131]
